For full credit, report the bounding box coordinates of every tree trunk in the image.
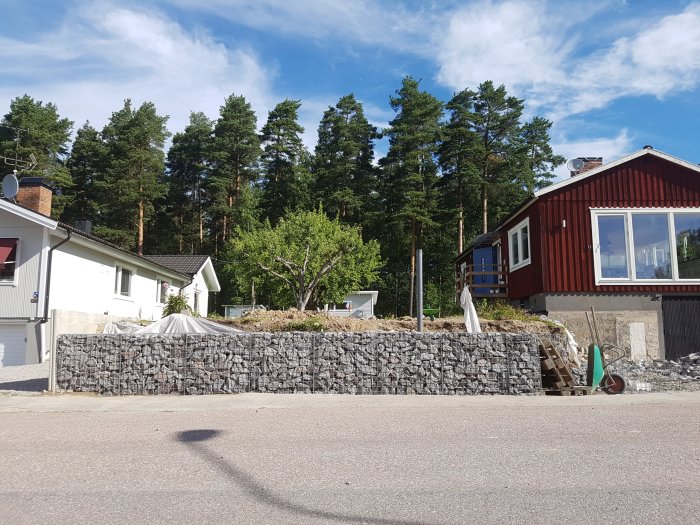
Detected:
[409,218,416,317]
[137,196,144,256]
[481,183,488,234]
[458,204,464,255]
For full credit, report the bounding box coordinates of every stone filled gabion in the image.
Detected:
[55,332,542,396]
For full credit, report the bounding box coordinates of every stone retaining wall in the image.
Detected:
[55,332,543,395]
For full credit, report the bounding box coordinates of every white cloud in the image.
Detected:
[551,129,633,180]
[0,2,277,138]
[433,1,700,121]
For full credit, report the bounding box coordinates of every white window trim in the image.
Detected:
[591,207,700,285]
[114,264,136,298]
[508,218,531,271]
[0,238,20,287]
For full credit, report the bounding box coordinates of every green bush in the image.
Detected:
[163,292,191,317]
[474,299,541,322]
[286,317,327,332]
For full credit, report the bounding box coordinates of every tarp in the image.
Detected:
[103,320,143,334]
[460,286,481,333]
[134,313,242,334]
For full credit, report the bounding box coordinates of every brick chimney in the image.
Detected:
[569,157,603,177]
[16,177,53,217]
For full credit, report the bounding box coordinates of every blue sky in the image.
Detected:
[2,0,700,180]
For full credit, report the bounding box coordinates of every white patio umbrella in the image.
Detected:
[460,286,481,333]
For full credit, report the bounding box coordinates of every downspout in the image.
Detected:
[42,229,71,392]
[42,229,72,323]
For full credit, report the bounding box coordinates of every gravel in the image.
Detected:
[0,362,50,395]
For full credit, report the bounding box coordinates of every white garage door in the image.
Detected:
[0,324,27,367]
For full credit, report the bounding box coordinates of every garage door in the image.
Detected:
[0,324,27,366]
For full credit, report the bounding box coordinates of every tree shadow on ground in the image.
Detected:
[174,429,435,525]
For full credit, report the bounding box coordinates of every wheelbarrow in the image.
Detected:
[585,309,627,395]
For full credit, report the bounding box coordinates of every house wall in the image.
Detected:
[538,155,700,295]
[49,240,182,321]
[535,293,663,360]
[181,270,208,317]
[500,207,544,300]
[0,209,46,318]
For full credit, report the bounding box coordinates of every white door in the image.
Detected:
[0,323,27,366]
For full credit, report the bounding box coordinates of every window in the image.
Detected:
[508,218,531,271]
[593,209,700,283]
[193,292,200,314]
[157,279,169,303]
[0,238,18,284]
[114,266,132,296]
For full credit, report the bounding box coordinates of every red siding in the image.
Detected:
[501,206,543,299]
[513,154,700,297]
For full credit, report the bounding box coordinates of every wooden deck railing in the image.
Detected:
[456,264,508,299]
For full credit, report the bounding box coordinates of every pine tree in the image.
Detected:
[62,122,105,225]
[95,100,170,254]
[379,77,443,316]
[207,94,261,252]
[161,112,213,254]
[313,94,378,227]
[0,94,73,216]
[260,99,310,224]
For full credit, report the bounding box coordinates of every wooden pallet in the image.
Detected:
[542,386,592,396]
[539,338,579,392]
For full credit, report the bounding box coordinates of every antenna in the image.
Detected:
[566,158,585,172]
[1,173,19,199]
[0,126,37,174]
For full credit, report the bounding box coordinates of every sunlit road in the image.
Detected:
[1,392,698,524]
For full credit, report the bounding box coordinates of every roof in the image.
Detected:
[1,197,191,282]
[458,147,696,260]
[143,255,209,276]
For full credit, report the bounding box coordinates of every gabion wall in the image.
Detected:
[55,332,542,395]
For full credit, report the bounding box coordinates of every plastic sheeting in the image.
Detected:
[460,286,481,333]
[134,313,242,334]
[103,320,143,334]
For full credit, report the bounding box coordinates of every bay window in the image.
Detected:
[592,209,700,283]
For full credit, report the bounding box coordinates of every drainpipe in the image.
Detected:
[42,230,71,391]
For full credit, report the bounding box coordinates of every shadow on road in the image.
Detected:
[0,378,47,392]
[174,429,435,525]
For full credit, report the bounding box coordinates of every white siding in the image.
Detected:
[50,240,184,321]
[182,270,209,317]
[0,209,45,318]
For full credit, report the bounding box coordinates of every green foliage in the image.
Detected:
[62,122,105,225]
[313,94,379,227]
[226,209,382,311]
[475,300,541,321]
[260,99,311,224]
[156,111,213,254]
[207,94,261,249]
[163,292,191,317]
[0,94,73,217]
[286,316,327,332]
[96,99,170,254]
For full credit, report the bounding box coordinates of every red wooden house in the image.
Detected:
[456,147,700,361]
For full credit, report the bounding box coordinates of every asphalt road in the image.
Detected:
[1,393,699,525]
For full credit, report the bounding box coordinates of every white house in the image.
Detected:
[0,178,219,367]
[327,291,378,319]
[143,255,220,317]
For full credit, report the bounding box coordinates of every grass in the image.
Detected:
[286,316,327,332]
[474,299,543,322]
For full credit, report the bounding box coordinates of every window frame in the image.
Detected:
[114,264,135,297]
[591,208,700,285]
[0,238,19,286]
[156,278,170,304]
[508,218,531,271]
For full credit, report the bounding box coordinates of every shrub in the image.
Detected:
[286,316,327,332]
[163,292,191,317]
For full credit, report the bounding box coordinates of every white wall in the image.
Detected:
[181,270,209,317]
[50,240,184,321]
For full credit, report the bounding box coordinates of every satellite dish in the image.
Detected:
[2,173,19,199]
[566,158,585,172]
